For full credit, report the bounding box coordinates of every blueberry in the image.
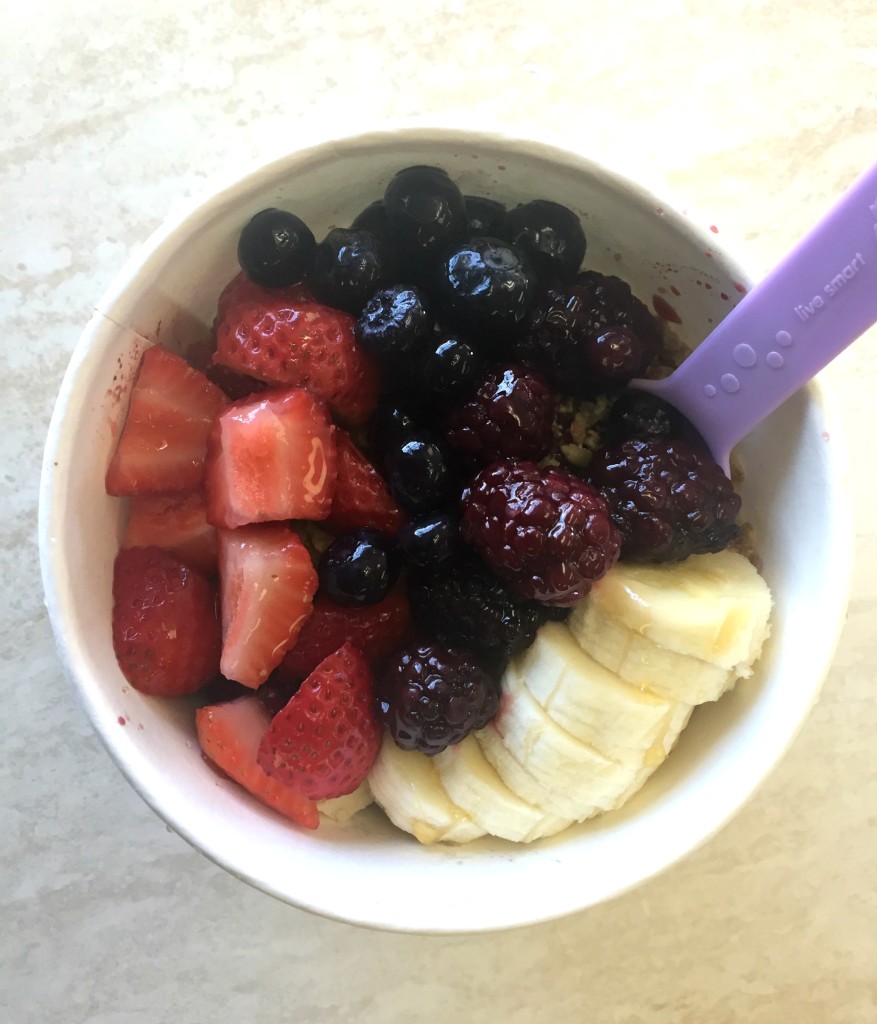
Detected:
[384,434,454,512]
[308,228,394,314]
[354,285,433,375]
[603,390,706,447]
[398,512,460,566]
[237,208,315,288]
[419,333,483,404]
[384,166,467,270]
[318,528,401,606]
[465,196,506,236]
[502,200,586,281]
[351,200,391,242]
[434,237,537,346]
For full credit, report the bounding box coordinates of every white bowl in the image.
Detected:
[39,128,853,933]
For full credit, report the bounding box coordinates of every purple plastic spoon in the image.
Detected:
[631,163,877,473]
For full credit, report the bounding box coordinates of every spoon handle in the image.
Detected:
[633,163,877,470]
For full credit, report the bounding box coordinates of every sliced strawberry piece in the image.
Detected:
[196,696,319,829]
[212,275,379,426]
[206,387,337,529]
[122,491,217,575]
[324,430,406,536]
[106,345,227,496]
[257,643,380,800]
[112,546,221,696]
[217,523,318,688]
[281,583,412,681]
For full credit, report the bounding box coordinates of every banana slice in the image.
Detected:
[517,622,684,762]
[435,733,572,843]
[585,550,772,673]
[569,600,734,704]
[477,724,598,821]
[318,781,374,824]
[494,667,646,814]
[367,734,486,845]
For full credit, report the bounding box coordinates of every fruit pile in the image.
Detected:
[106,165,766,839]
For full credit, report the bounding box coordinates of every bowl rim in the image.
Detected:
[38,125,855,932]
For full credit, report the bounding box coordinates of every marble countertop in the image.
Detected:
[4,1,875,1020]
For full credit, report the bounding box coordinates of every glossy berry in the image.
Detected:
[447,364,554,468]
[319,528,401,606]
[465,195,506,236]
[384,434,454,512]
[602,390,706,446]
[308,228,394,314]
[237,208,316,288]
[408,558,543,664]
[581,326,645,387]
[587,438,741,561]
[502,199,586,281]
[418,333,483,404]
[351,199,390,241]
[354,285,433,374]
[528,271,662,394]
[375,642,500,756]
[397,511,459,567]
[384,165,468,269]
[460,460,621,606]
[434,237,537,344]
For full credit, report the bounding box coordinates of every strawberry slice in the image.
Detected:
[112,546,221,696]
[122,491,217,575]
[106,345,227,496]
[280,583,412,682]
[212,274,380,426]
[324,430,406,536]
[217,523,318,688]
[257,643,380,800]
[206,387,337,529]
[196,696,319,829]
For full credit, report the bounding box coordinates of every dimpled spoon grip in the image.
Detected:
[633,164,877,472]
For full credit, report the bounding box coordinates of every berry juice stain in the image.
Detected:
[709,225,719,234]
[117,715,126,726]
[720,292,730,301]
[670,285,681,297]
[652,294,682,323]
[734,282,747,294]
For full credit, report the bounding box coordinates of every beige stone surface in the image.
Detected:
[2,1,875,1020]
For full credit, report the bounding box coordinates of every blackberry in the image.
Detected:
[319,528,401,606]
[528,271,662,394]
[384,165,468,270]
[446,364,554,468]
[460,460,620,606]
[375,642,500,755]
[237,208,316,288]
[602,390,706,446]
[354,285,433,375]
[434,237,537,345]
[502,199,586,281]
[308,228,394,314]
[409,558,543,664]
[587,438,741,561]
[465,195,506,236]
